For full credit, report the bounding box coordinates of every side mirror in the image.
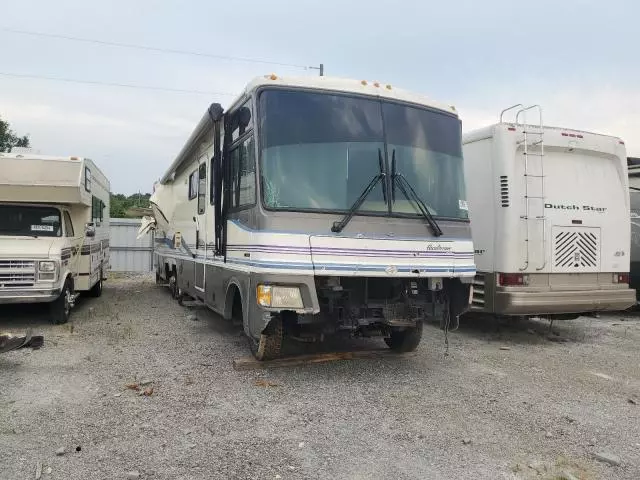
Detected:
[236,106,252,129]
[85,223,96,238]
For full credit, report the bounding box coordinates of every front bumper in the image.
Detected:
[0,287,61,304]
[494,287,636,315]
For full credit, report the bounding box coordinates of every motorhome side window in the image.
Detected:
[85,167,92,192]
[229,136,256,208]
[63,211,75,237]
[198,162,207,214]
[188,170,198,200]
[91,196,103,224]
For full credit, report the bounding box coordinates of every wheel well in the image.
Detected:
[224,283,242,321]
[65,274,74,292]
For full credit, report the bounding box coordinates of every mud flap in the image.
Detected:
[444,279,472,331]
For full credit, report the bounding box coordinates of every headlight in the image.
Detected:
[39,261,57,272]
[257,285,304,309]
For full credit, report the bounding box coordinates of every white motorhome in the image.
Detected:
[140,75,475,360]
[463,106,635,318]
[0,151,110,323]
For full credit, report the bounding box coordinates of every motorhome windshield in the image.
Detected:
[0,205,62,237]
[259,89,468,220]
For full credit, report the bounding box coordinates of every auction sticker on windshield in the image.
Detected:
[31,225,54,232]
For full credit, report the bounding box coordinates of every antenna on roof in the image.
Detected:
[308,63,324,76]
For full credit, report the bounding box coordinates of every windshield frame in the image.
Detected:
[255,86,469,223]
[0,204,63,238]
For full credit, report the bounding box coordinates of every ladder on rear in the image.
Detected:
[500,104,547,271]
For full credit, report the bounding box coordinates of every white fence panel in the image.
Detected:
[109,218,154,273]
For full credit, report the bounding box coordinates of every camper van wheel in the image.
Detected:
[249,315,283,361]
[87,272,103,298]
[384,321,424,353]
[50,279,72,325]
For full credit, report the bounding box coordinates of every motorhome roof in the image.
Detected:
[462,123,625,144]
[0,152,87,162]
[235,75,456,114]
[158,75,457,184]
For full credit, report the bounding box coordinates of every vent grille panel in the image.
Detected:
[552,227,600,272]
[499,175,509,207]
[471,274,486,309]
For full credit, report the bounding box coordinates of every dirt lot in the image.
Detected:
[1,275,639,480]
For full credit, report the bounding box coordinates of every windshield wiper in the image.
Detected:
[331,149,386,233]
[391,150,443,237]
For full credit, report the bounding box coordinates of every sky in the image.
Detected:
[1,0,638,194]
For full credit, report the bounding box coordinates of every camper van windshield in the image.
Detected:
[259,89,468,220]
[0,205,62,237]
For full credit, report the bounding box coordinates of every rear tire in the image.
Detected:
[384,320,423,352]
[87,272,103,298]
[168,275,176,297]
[50,279,72,325]
[249,315,283,361]
[169,272,181,300]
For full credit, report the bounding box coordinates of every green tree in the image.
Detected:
[110,192,151,218]
[0,116,30,152]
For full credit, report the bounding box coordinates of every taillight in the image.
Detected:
[498,273,529,286]
[613,273,629,284]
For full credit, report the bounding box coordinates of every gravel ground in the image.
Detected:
[1,275,639,480]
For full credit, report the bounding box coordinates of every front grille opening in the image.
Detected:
[0,259,37,287]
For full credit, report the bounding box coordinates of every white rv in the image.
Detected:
[140,75,475,360]
[0,151,110,323]
[463,106,635,318]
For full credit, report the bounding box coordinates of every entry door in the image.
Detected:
[195,161,208,292]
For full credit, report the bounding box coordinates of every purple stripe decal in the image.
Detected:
[186,244,474,257]
[226,249,473,259]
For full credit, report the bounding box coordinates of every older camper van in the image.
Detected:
[0,151,110,323]
[140,75,475,360]
[463,106,635,318]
